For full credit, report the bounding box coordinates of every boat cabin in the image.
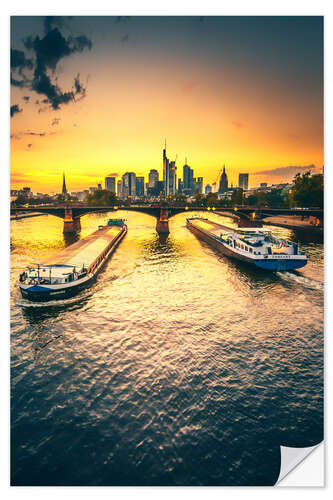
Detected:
[219,228,299,256]
[19,264,87,285]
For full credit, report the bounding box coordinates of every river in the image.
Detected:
[10,211,324,486]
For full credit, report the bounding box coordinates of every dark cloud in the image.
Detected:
[43,16,73,34]
[10,133,21,140]
[23,96,30,102]
[24,131,46,137]
[11,130,57,140]
[121,34,129,43]
[27,143,32,149]
[254,165,316,177]
[10,104,22,117]
[11,49,33,73]
[51,117,60,126]
[10,49,33,88]
[11,17,92,111]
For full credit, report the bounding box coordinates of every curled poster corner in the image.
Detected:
[276,442,323,485]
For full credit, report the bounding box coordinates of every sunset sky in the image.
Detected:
[10,16,323,193]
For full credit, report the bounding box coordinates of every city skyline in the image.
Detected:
[11,16,323,192]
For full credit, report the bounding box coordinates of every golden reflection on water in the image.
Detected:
[10,210,323,486]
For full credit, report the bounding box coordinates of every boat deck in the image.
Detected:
[188,218,233,237]
[42,226,124,269]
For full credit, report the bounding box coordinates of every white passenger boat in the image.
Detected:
[186,218,307,271]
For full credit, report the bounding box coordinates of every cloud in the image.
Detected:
[27,143,33,149]
[24,131,46,137]
[11,17,92,111]
[11,173,31,183]
[107,173,119,177]
[22,96,30,102]
[254,165,316,178]
[10,104,22,117]
[43,16,73,34]
[232,121,245,129]
[11,130,57,140]
[51,117,60,126]
[121,34,129,43]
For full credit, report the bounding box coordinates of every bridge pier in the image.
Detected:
[156,207,170,234]
[63,207,81,233]
[237,213,263,228]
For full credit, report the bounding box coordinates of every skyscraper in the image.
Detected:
[163,140,170,195]
[168,161,177,195]
[117,180,122,197]
[122,172,136,198]
[105,176,116,192]
[183,161,194,194]
[205,184,212,195]
[136,176,145,197]
[62,172,67,196]
[196,177,203,194]
[148,169,159,188]
[238,173,249,191]
[218,165,228,193]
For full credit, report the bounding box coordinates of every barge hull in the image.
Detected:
[20,224,127,302]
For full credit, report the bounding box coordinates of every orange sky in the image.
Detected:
[10,16,323,193]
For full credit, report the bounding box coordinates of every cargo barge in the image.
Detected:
[19,220,127,302]
[186,217,307,271]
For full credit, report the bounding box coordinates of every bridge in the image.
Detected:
[11,204,323,234]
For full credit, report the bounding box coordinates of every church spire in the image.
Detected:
[62,172,67,195]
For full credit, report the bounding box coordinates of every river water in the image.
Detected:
[10,211,324,486]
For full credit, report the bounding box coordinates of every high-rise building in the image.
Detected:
[238,173,249,191]
[163,141,177,196]
[89,186,97,193]
[105,176,116,192]
[62,172,67,195]
[195,177,203,194]
[205,184,212,195]
[183,161,194,194]
[97,183,102,190]
[218,165,228,193]
[163,141,169,195]
[168,161,177,195]
[136,176,145,197]
[155,181,164,196]
[117,180,122,197]
[22,186,32,197]
[122,172,136,198]
[260,182,267,188]
[148,169,159,188]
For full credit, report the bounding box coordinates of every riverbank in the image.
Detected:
[262,215,323,230]
[215,211,238,220]
[11,212,46,221]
